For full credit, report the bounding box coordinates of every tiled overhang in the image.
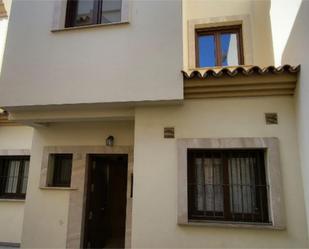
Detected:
[182,65,300,99]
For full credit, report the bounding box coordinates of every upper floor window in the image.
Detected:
[196,25,244,68]
[65,0,122,28]
[0,156,30,199]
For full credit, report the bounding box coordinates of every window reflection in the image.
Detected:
[75,0,95,26]
[220,33,239,66]
[101,0,122,24]
[198,35,216,67]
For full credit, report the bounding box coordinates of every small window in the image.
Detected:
[187,149,269,224]
[48,154,73,187]
[0,156,30,199]
[65,0,122,28]
[196,25,244,68]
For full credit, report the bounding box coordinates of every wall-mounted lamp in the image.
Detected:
[106,136,114,147]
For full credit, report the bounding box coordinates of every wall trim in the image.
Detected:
[0,149,30,156]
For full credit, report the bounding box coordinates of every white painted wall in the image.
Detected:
[269,0,309,235]
[0,0,183,107]
[0,17,8,74]
[132,97,308,248]
[0,126,33,244]
[21,121,134,248]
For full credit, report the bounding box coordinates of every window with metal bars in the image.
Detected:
[0,156,30,199]
[65,0,122,28]
[48,154,73,187]
[187,149,270,224]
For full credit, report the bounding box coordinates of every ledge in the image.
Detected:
[0,198,25,202]
[0,242,20,248]
[40,187,78,191]
[179,221,284,230]
[183,65,300,99]
[51,21,129,33]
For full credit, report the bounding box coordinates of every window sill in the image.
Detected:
[0,198,25,202]
[51,21,129,33]
[40,187,78,191]
[189,65,253,71]
[179,220,284,230]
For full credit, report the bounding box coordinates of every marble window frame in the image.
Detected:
[177,137,285,229]
[40,145,133,248]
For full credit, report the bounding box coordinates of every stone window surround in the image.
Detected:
[51,0,130,32]
[187,15,254,69]
[40,145,133,249]
[177,137,285,229]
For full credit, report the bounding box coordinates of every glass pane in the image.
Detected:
[195,157,204,211]
[198,35,216,67]
[101,0,122,24]
[229,156,256,214]
[60,158,72,185]
[195,156,223,212]
[52,155,73,187]
[204,157,223,212]
[220,33,239,66]
[5,161,20,194]
[21,160,30,194]
[75,0,95,26]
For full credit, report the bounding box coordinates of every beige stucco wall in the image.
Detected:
[21,121,134,248]
[0,0,182,107]
[0,126,33,244]
[183,0,274,69]
[269,0,309,236]
[132,97,308,248]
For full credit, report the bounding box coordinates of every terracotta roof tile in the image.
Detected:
[182,65,300,80]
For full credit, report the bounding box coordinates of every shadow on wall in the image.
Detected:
[281,0,309,238]
[281,1,309,65]
[252,0,275,66]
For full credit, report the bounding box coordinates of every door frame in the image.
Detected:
[40,146,134,249]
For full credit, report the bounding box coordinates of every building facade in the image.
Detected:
[0,0,308,248]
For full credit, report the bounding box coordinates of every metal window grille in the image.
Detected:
[0,156,30,199]
[187,149,270,224]
[51,154,73,187]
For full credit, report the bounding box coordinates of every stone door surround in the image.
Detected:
[40,145,133,249]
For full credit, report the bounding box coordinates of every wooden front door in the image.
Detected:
[84,155,128,249]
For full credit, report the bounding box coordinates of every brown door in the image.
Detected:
[84,155,128,249]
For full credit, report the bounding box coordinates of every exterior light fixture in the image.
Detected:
[106,136,114,147]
